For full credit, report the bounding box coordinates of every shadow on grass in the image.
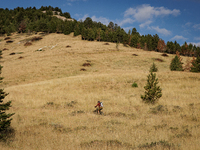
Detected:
[80,139,133,149]
[0,127,15,143]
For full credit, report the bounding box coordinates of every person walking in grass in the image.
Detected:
[95,101,103,114]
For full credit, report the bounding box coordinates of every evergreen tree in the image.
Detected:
[196,47,200,57]
[139,35,146,49]
[100,29,105,41]
[170,52,183,71]
[74,23,81,36]
[63,21,74,35]
[130,34,139,48]
[107,30,113,42]
[141,71,162,104]
[150,62,158,72]
[47,18,57,33]
[63,12,71,18]
[131,27,139,36]
[152,34,159,51]
[190,56,200,72]
[96,28,101,41]
[55,19,64,33]
[84,17,93,28]
[108,21,114,31]
[146,34,153,51]
[174,41,181,53]
[81,27,88,40]
[0,64,14,139]
[166,41,175,54]
[127,29,131,45]
[87,28,95,41]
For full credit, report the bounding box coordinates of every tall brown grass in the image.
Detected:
[0,32,200,150]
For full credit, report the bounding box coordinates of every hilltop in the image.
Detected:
[42,10,74,22]
[0,6,200,58]
[0,32,200,150]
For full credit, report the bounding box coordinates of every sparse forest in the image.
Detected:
[0,6,200,57]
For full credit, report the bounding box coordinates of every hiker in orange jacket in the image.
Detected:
[95,101,103,114]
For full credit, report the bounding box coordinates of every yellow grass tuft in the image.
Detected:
[0,32,200,149]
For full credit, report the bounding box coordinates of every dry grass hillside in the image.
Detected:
[0,32,200,150]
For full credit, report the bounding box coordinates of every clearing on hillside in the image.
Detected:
[0,32,199,150]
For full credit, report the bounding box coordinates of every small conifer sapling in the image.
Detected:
[150,62,158,72]
[141,71,162,104]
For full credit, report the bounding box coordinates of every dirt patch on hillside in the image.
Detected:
[82,63,91,67]
[31,37,42,42]
[24,42,32,46]
[154,58,164,62]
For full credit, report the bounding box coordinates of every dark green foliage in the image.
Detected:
[87,28,95,41]
[132,82,138,88]
[0,65,15,140]
[63,12,71,18]
[141,72,162,104]
[190,56,200,72]
[0,50,2,58]
[130,34,139,48]
[81,27,88,40]
[150,62,158,72]
[63,21,75,35]
[170,55,183,71]
[152,34,159,51]
[0,6,72,35]
[84,17,93,28]
[74,23,82,36]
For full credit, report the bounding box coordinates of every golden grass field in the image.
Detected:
[0,32,200,150]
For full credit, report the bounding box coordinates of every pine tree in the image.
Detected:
[150,62,158,72]
[130,34,139,48]
[170,51,183,71]
[74,24,80,36]
[141,72,162,104]
[0,52,14,139]
[87,28,95,41]
[81,27,87,40]
[190,56,200,72]
[96,28,101,41]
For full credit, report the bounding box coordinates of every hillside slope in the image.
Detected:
[0,33,200,150]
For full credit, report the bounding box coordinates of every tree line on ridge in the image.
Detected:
[0,6,200,57]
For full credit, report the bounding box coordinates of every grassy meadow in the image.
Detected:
[0,32,200,150]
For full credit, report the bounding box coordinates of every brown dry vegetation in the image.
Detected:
[0,32,200,150]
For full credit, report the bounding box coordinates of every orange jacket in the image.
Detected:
[95,102,101,108]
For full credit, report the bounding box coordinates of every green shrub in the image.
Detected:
[132,82,138,87]
[141,72,162,104]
